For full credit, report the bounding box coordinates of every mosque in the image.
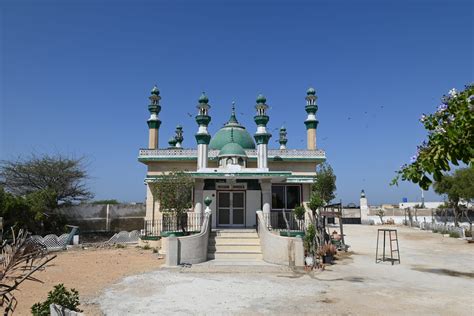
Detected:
[138,86,326,228]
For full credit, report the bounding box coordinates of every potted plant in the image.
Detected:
[317,242,337,264]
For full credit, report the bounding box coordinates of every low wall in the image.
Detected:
[58,203,145,233]
[166,213,211,266]
[257,211,304,267]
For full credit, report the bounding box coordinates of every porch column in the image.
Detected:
[194,179,205,214]
[261,179,272,215]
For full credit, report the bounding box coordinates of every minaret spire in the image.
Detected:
[147,85,162,149]
[195,92,211,169]
[304,87,319,150]
[174,125,184,148]
[279,126,288,150]
[254,94,271,169]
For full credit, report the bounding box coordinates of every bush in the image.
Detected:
[293,205,305,221]
[449,231,460,238]
[31,284,82,316]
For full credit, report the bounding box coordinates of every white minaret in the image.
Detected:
[304,87,318,150]
[147,86,161,149]
[360,189,369,221]
[254,94,271,170]
[195,92,211,169]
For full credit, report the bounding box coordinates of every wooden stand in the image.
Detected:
[375,229,400,265]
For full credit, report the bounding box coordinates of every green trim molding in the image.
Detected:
[147,120,162,129]
[148,104,162,114]
[195,115,211,126]
[304,120,318,130]
[254,133,272,145]
[305,105,318,114]
[195,133,211,144]
[253,115,269,126]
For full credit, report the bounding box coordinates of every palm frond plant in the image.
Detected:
[0,229,56,315]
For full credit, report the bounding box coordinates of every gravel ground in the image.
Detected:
[98,225,473,316]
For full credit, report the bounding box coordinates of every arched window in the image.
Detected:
[226,158,233,166]
[238,157,244,166]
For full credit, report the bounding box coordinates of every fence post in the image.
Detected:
[106,204,111,232]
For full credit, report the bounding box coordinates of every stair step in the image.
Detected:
[209,245,261,252]
[211,232,258,238]
[209,238,260,245]
[207,252,263,260]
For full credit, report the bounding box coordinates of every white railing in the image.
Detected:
[139,148,325,159]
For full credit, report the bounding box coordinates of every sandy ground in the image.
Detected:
[13,246,163,315]
[98,225,473,315]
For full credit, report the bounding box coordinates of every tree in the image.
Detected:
[308,163,337,262]
[0,154,93,207]
[392,84,474,190]
[434,166,474,229]
[149,171,194,232]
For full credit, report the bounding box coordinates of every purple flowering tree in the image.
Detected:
[392,84,474,190]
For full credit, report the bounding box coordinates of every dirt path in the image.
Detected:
[97,225,473,315]
[13,246,163,315]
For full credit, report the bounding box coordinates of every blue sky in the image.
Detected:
[1,0,473,205]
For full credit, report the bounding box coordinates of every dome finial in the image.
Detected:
[199,91,209,104]
[256,94,266,104]
[306,87,316,96]
[151,85,160,95]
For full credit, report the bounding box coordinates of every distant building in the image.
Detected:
[399,202,444,209]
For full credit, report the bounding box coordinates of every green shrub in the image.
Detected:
[31,284,81,316]
[142,244,151,250]
[115,244,126,249]
[449,231,460,238]
[293,205,306,221]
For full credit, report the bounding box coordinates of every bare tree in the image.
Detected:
[0,230,56,315]
[0,154,93,207]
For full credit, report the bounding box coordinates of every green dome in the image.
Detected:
[306,87,316,95]
[151,85,160,95]
[199,92,209,103]
[209,110,256,150]
[218,142,247,157]
[256,94,266,104]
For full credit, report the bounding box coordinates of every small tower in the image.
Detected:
[360,189,369,221]
[195,92,212,169]
[304,87,319,150]
[174,125,184,148]
[147,85,162,149]
[279,126,288,150]
[254,94,271,169]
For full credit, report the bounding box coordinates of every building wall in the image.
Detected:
[268,161,318,173]
[246,190,261,227]
[147,161,197,174]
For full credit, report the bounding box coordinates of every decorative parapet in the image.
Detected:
[138,148,326,161]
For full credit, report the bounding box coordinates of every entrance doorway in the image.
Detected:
[217,191,245,227]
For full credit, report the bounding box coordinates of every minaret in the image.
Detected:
[279,126,288,150]
[254,94,271,169]
[360,189,369,221]
[304,87,319,150]
[174,125,184,148]
[195,92,211,169]
[147,86,162,149]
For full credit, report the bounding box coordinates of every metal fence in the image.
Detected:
[143,212,204,237]
[261,211,306,232]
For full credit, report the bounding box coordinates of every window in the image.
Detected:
[271,185,301,211]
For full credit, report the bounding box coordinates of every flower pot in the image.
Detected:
[322,254,334,264]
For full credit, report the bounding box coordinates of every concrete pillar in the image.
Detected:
[148,128,158,149]
[306,128,316,150]
[261,180,272,215]
[360,190,369,221]
[194,179,205,214]
[197,144,208,169]
[257,143,268,169]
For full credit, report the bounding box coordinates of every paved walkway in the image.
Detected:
[96,225,473,315]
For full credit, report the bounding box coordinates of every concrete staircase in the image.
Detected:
[207,229,262,260]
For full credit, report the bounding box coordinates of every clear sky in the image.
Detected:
[1,0,473,205]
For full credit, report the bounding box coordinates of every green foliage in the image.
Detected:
[312,163,337,205]
[308,195,324,212]
[304,224,316,254]
[292,205,305,221]
[0,154,93,206]
[149,171,194,232]
[392,84,474,189]
[31,284,82,316]
[0,187,66,234]
[91,199,120,205]
[449,231,460,238]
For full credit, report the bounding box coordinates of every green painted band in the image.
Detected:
[148,104,162,114]
[195,133,211,144]
[304,121,318,129]
[254,115,269,126]
[254,133,272,145]
[305,105,318,114]
[147,120,162,129]
[195,115,211,126]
